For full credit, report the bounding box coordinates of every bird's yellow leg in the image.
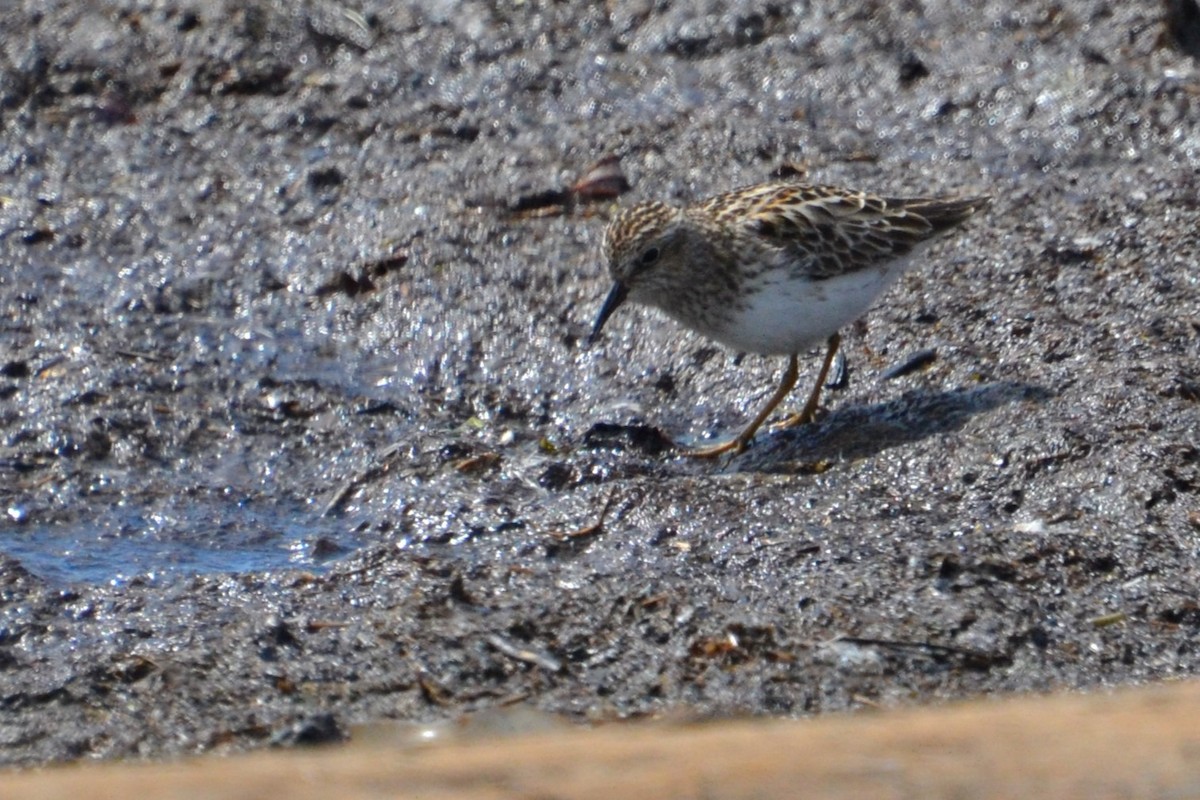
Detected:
[774,332,840,429]
[684,354,800,458]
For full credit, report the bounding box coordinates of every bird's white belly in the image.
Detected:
[705,264,908,355]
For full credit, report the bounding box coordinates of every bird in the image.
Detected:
[588,179,990,457]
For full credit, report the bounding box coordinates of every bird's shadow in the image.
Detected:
[724,381,1053,474]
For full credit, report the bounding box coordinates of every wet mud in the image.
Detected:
[2,0,1200,766]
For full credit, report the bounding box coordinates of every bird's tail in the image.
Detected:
[892,195,992,235]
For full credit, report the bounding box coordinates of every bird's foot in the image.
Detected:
[679,436,750,459]
[771,407,821,431]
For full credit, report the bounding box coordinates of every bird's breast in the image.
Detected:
[674,263,906,355]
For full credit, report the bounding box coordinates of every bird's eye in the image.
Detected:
[638,247,661,267]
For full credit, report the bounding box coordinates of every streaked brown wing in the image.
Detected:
[700,181,985,280]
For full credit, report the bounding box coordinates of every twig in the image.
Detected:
[549,488,621,541]
[322,441,407,516]
[485,634,564,673]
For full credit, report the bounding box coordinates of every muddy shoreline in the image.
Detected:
[3,0,1200,766]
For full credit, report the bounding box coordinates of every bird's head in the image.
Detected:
[589,201,688,344]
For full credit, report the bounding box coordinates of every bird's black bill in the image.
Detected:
[588,281,628,345]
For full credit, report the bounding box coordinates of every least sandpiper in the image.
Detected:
[589,179,990,457]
